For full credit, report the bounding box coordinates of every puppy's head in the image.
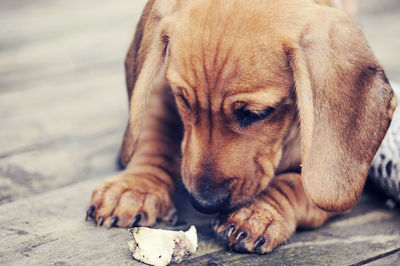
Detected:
[165,1,298,213]
[126,0,396,214]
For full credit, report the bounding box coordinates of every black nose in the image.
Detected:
[189,190,230,214]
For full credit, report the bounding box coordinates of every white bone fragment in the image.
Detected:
[128,226,198,266]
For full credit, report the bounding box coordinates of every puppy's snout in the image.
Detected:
[189,191,230,214]
[189,180,231,214]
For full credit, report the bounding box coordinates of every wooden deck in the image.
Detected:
[1,0,400,265]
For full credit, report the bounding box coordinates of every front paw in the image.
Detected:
[213,200,296,254]
[86,173,176,228]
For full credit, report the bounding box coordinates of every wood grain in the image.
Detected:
[0,178,399,265]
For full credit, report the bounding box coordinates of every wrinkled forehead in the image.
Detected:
[165,0,293,94]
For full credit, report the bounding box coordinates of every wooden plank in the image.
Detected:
[0,65,127,152]
[0,1,149,204]
[0,130,122,204]
[363,249,400,266]
[0,177,399,265]
[185,197,400,265]
[0,0,147,88]
[0,0,143,203]
[0,0,146,155]
[0,0,142,155]
[0,178,220,265]
[0,65,128,203]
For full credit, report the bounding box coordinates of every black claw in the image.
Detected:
[219,224,235,247]
[97,216,104,227]
[129,214,142,229]
[254,236,266,254]
[109,216,119,228]
[226,224,235,238]
[86,205,95,221]
[236,231,248,241]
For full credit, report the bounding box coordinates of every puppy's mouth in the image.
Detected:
[189,193,252,214]
[189,193,231,214]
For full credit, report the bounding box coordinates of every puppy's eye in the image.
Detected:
[235,107,275,128]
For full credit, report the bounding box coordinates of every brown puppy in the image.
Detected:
[87,0,396,253]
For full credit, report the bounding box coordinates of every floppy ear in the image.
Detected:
[288,11,397,211]
[120,0,173,166]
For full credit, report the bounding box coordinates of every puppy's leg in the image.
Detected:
[87,84,182,228]
[213,173,337,253]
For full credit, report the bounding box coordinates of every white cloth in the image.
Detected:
[369,82,400,203]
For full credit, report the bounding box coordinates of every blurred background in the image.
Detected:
[0,0,399,205]
[0,0,148,203]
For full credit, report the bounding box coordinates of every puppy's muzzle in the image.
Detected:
[189,182,230,214]
[189,192,230,214]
